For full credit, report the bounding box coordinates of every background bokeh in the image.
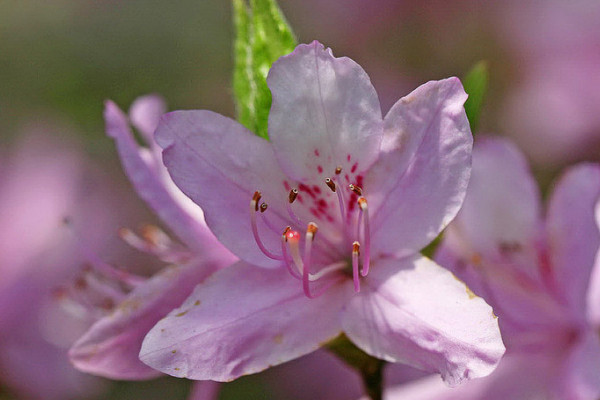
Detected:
[1,1,598,399]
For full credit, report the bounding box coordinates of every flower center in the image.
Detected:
[249,166,371,298]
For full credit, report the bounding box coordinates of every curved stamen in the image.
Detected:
[250,191,283,260]
[352,241,361,292]
[326,177,348,239]
[286,188,303,227]
[281,227,301,279]
[358,197,371,276]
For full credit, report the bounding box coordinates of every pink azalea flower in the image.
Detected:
[139,41,505,386]
[0,131,119,400]
[68,95,237,380]
[383,137,600,399]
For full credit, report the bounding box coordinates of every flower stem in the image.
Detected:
[326,334,386,400]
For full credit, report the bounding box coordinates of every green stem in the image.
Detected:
[326,334,386,400]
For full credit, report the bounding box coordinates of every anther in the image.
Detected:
[288,188,299,203]
[349,184,363,196]
[307,222,318,239]
[352,241,361,292]
[252,191,262,212]
[260,203,268,213]
[335,166,342,175]
[325,178,336,192]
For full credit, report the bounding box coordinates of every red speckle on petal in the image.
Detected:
[344,174,350,182]
[326,215,335,222]
[317,165,323,174]
[317,199,327,208]
[347,154,351,162]
[283,181,291,191]
[351,162,358,173]
[314,149,320,157]
[299,183,316,198]
[312,185,321,194]
[310,208,320,218]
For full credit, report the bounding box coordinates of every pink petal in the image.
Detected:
[587,202,600,326]
[139,260,350,381]
[155,110,293,268]
[187,381,221,400]
[69,259,223,380]
[341,256,505,386]
[558,330,600,400]
[435,242,571,352]
[367,78,472,256]
[546,163,600,314]
[383,353,561,400]
[447,137,542,260]
[129,94,167,142]
[105,101,221,254]
[267,41,382,182]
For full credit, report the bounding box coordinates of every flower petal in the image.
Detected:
[69,259,222,380]
[558,330,600,400]
[383,353,561,400]
[139,260,350,381]
[341,255,505,386]
[105,101,220,254]
[155,110,294,268]
[445,137,542,259]
[546,163,600,313]
[129,94,167,143]
[267,41,382,182]
[367,78,472,256]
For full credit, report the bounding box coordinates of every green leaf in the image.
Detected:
[462,60,489,133]
[232,0,296,140]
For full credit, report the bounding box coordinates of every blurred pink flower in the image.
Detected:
[0,131,120,400]
[384,137,600,399]
[500,0,600,166]
[68,95,237,380]
[138,41,504,386]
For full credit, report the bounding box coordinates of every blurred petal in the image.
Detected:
[188,381,221,400]
[449,137,541,258]
[140,261,350,381]
[558,330,600,400]
[105,101,220,254]
[383,353,560,400]
[546,163,600,313]
[341,256,504,386]
[69,259,222,380]
[368,78,472,256]
[129,94,167,143]
[268,40,382,182]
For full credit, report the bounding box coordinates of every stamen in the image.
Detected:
[286,188,303,227]
[281,227,301,279]
[260,203,268,213]
[335,166,342,175]
[352,241,361,292]
[349,184,363,196]
[325,178,336,192]
[358,197,371,276]
[250,192,283,260]
[302,222,318,298]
